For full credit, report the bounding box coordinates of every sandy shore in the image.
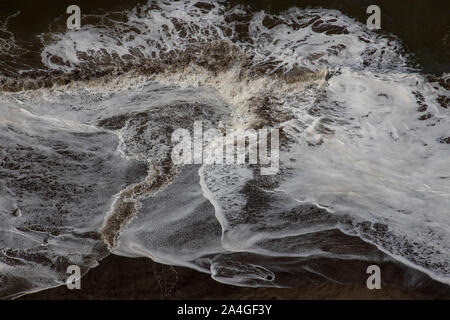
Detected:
[20,254,423,300]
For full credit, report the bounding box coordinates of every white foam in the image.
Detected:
[1,0,449,294]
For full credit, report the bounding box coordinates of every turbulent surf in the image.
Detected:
[0,0,449,298]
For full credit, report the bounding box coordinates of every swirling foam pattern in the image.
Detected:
[0,0,449,297]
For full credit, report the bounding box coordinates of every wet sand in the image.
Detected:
[21,254,418,300]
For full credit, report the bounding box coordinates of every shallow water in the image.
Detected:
[0,0,449,298]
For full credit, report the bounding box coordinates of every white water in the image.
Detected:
[0,0,449,297]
